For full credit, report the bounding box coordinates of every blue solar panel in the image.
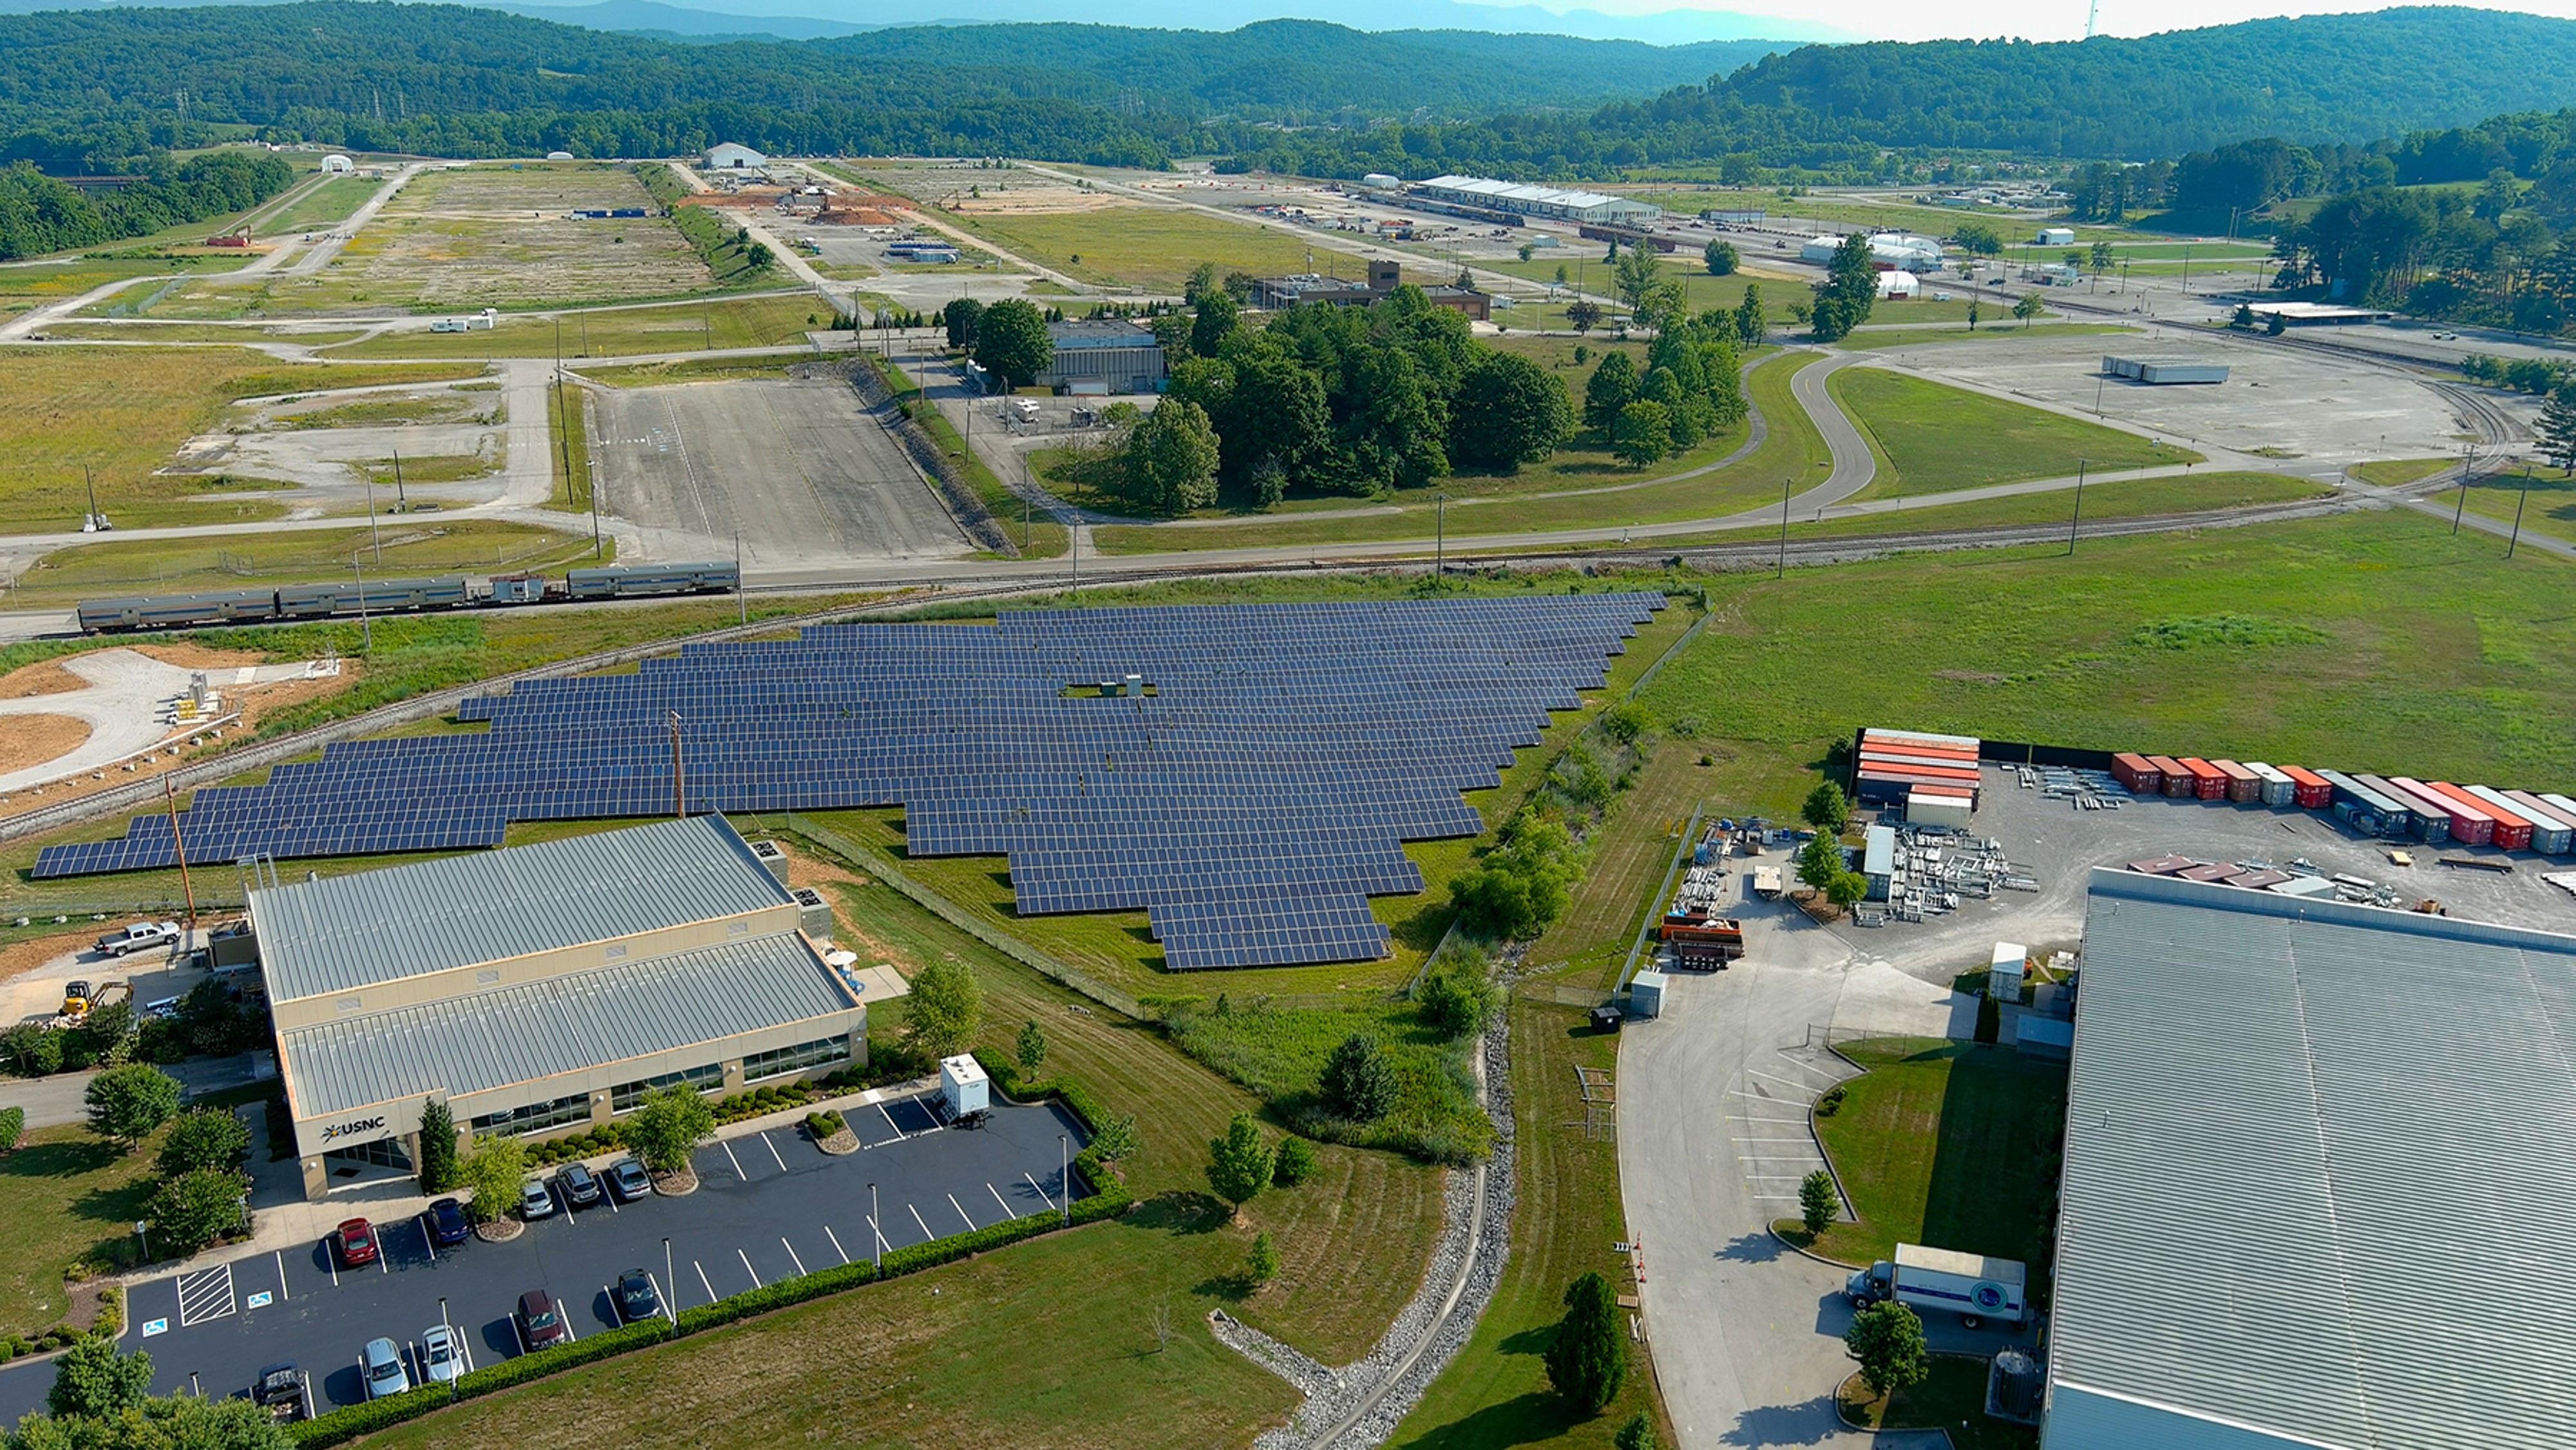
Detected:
[36,595,1666,969]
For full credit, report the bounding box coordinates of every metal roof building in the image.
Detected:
[2051,868,2576,1450]
[257,816,875,1199]
[1411,175,1662,225]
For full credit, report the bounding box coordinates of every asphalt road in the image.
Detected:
[0,1090,1088,1424]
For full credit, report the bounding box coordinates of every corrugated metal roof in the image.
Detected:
[252,816,791,1004]
[2056,870,2576,1450]
[280,931,855,1118]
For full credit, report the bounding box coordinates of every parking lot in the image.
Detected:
[0,1089,1088,1422]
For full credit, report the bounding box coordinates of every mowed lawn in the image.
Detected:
[1840,1354,2039,1450]
[12,520,601,603]
[1790,1039,2067,1272]
[947,204,1403,295]
[328,292,826,361]
[1832,367,2191,498]
[0,1124,164,1335]
[1638,510,2576,819]
[0,348,484,531]
[2459,468,2576,546]
[1779,470,2330,541]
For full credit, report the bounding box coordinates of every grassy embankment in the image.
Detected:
[328,294,824,361]
[868,356,1068,559]
[930,203,1400,296]
[6,521,599,606]
[1830,367,2194,499]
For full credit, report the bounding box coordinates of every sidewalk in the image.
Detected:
[135,1073,944,1289]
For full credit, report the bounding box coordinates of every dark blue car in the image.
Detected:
[425,1197,470,1247]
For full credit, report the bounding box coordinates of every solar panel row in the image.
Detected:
[37,594,1665,969]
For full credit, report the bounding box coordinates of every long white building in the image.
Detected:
[1411,175,1661,225]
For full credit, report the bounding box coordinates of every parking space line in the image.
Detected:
[907,1204,933,1241]
[325,1250,339,1289]
[986,1184,1018,1221]
[824,1225,850,1264]
[877,1103,907,1141]
[694,1261,717,1305]
[274,1251,289,1300]
[1023,1172,1057,1212]
[1727,1115,1811,1125]
[1745,1070,1815,1094]
[760,1132,787,1172]
[737,1248,762,1290]
[420,1217,437,1263]
[946,1193,975,1230]
[721,1140,749,1182]
[781,1237,806,1277]
[177,1263,235,1326]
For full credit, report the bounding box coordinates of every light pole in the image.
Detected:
[869,1183,880,1270]
[390,446,407,513]
[1059,1134,1070,1225]
[662,1239,677,1326]
[361,470,383,565]
[2453,446,2474,534]
[2508,463,2532,558]
[352,552,372,654]
[2068,459,2087,555]
[82,465,99,530]
[734,529,746,626]
[1776,478,1790,578]
[668,709,685,817]
[1433,491,1446,586]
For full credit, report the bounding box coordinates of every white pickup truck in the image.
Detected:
[95,921,182,957]
[1845,1243,2028,1328]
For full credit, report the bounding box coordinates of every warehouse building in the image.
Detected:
[1801,232,1947,272]
[705,142,768,171]
[1410,175,1661,225]
[1036,320,1168,394]
[2049,868,2576,1450]
[1251,259,1490,321]
[260,816,886,1199]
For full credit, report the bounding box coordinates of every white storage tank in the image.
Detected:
[941,1054,989,1116]
[1627,970,1669,1018]
[1989,942,2027,1001]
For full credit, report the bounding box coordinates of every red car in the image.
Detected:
[333,1218,379,1269]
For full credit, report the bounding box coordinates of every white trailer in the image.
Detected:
[940,1054,989,1119]
[1846,1243,2028,1327]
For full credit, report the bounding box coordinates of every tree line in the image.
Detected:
[0,149,292,261]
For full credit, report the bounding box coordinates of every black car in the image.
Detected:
[605,1158,652,1203]
[614,1268,663,1324]
[556,1161,603,1208]
[424,1197,470,1246]
[252,1362,306,1421]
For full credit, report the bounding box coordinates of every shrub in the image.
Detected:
[1814,1084,1847,1117]
[146,1168,250,1257]
[0,1104,23,1152]
[804,1110,847,1140]
[1416,959,1502,1040]
[1245,1231,1280,1286]
[1544,1271,1627,1414]
[1271,1135,1316,1187]
[156,1107,251,1178]
[1319,1034,1397,1121]
[1799,1170,1838,1235]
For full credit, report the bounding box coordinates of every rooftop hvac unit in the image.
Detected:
[790,887,833,944]
[748,839,790,886]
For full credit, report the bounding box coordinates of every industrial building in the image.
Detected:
[1799,231,1946,272]
[319,154,354,175]
[2050,868,2576,1450]
[1251,259,1490,321]
[2101,354,2228,385]
[705,142,768,171]
[1036,320,1168,394]
[260,816,887,1200]
[1852,727,1981,814]
[1410,175,1662,225]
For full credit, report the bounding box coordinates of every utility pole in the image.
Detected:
[2453,446,2474,534]
[734,529,745,625]
[2508,463,2532,558]
[163,775,196,934]
[362,470,383,564]
[2068,459,2087,555]
[1776,479,1790,578]
[1434,491,1446,586]
[352,552,372,654]
[390,447,407,512]
[82,465,99,530]
[668,709,685,817]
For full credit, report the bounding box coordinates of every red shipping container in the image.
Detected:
[2426,782,2521,849]
[2280,766,2334,810]
[2210,759,2263,803]
[2456,786,2537,851]
[2148,756,2193,797]
[2178,758,2230,800]
[2112,752,2161,794]
[2402,779,2495,846]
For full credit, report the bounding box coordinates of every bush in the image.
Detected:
[155,1107,251,1178]
[1416,958,1502,1040]
[803,1110,847,1140]
[1814,1084,1847,1117]
[1319,1034,1397,1121]
[1271,1135,1316,1187]
[0,1104,23,1152]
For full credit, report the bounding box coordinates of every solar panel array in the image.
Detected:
[39,594,1665,969]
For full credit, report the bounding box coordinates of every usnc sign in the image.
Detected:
[1971,1280,2010,1312]
[319,1114,388,1145]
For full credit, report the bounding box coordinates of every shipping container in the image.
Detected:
[2148,756,2193,797]
[2356,774,2451,841]
[2177,863,2241,882]
[2394,778,2494,846]
[2459,785,2541,851]
[2210,759,2263,803]
[1861,749,1983,773]
[2501,791,2576,854]
[2243,762,2297,806]
[2110,752,2162,794]
[2280,766,2334,810]
[1863,728,1980,752]
[2546,794,2576,831]
[2177,758,2230,800]
[1906,788,1974,830]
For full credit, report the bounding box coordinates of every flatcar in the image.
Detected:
[74,563,741,634]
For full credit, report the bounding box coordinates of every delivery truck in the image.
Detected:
[1844,1242,2027,1328]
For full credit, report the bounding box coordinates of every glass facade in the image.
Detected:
[611,1062,726,1112]
[743,1036,848,1082]
[471,1092,592,1138]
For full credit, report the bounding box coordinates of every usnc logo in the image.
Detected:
[321,1116,386,1143]
[1971,1281,2008,1312]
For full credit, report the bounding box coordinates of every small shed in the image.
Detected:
[1627,971,1669,1018]
[1988,942,2027,1002]
[940,1054,989,1118]
[2036,226,2076,245]
[319,154,354,175]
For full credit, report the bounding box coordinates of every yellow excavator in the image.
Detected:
[59,979,129,1019]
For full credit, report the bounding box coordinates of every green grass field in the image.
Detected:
[0,254,251,319]
[1838,324,2138,351]
[1780,472,2329,541]
[2458,468,2576,546]
[0,1123,167,1335]
[1839,1355,2038,1450]
[581,357,800,387]
[262,175,381,234]
[2350,457,2454,488]
[0,348,485,532]
[1777,1040,2067,1272]
[871,358,1068,559]
[10,520,598,604]
[938,204,1399,295]
[328,293,824,361]
[40,323,368,346]
[1831,367,2193,499]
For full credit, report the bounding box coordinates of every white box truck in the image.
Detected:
[940,1054,989,1123]
[1844,1243,2027,1327]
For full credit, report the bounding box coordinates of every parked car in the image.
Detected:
[606,1159,652,1203]
[333,1218,379,1269]
[419,1324,464,1385]
[424,1197,469,1247]
[614,1268,663,1324]
[556,1161,603,1208]
[96,921,180,957]
[252,1362,307,1421]
[515,1290,569,1351]
[359,1337,410,1400]
[518,1178,556,1220]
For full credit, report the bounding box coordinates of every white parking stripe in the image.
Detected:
[987,1183,1018,1221]
[877,1103,907,1141]
[1746,1070,1814,1094]
[274,1251,289,1301]
[824,1225,851,1265]
[694,1261,717,1305]
[781,1237,807,1277]
[761,1132,788,1172]
[947,1193,976,1230]
[867,1215,887,1257]
[1728,1116,1813,1125]
[721,1140,749,1181]
[737,1248,762,1290]
[1023,1172,1057,1212]
[907,1204,933,1241]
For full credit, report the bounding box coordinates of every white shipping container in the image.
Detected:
[1988,941,2026,1001]
[2245,761,2297,806]
[940,1054,989,1117]
[1627,970,1669,1018]
[1906,788,1975,830]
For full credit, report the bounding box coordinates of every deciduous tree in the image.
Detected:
[1801,782,1852,834]
[904,958,984,1060]
[1845,1301,1931,1397]
[146,1168,249,1257]
[625,1085,715,1176]
[457,1132,527,1225]
[1205,1112,1273,1216]
[154,1108,248,1178]
[1451,352,1573,472]
[1544,1272,1627,1413]
[83,1064,178,1152]
[1613,400,1671,467]
[44,1335,154,1422]
[1016,1018,1048,1080]
[1704,239,1739,276]
[1120,397,1220,513]
[971,298,1053,388]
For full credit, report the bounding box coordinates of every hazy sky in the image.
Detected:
[1487,0,2571,43]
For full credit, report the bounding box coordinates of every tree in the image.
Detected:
[154,1108,249,1178]
[84,1064,178,1152]
[1809,233,1878,342]
[1543,1272,1627,1414]
[1271,1134,1316,1187]
[1703,239,1738,276]
[1719,152,1761,187]
[1954,220,2004,256]
[1799,1169,1839,1234]
[146,1167,249,1257]
[1796,832,1847,893]
[2230,302,2256,329]
[2538,384,2576,471]
[12,1389,294,1449]
[45,1335,154,1422]
[1121,397,1220,513]
[971,298,1052,388]
[625,1084,716,1176]
[3,1022,62,1077]
[1204,1112,1273,1216]
[1090,1112,1138,1163]
[2266,310,2287,335]
[1245,1231,1280,1286]
[1564,298,1603,334]
[1518,242,1535,263]
[1615,1412,1662,1450]
[1613,400,1671,468]
[2012,292,2046,328]
[1965,299,1981,331]
[1844,1301,1931,1397]
[1418,959,1502,1039]
[0,1105,22,1154]
[904,957,984,1061]
[417,1100,459,1194]
[1611,247,1664,315]
[457,1132,527,1225]
[1451,352,1573,472]
[1016,1018,1048,1080]
[1184,260,1220,304]
[1188,292,1238,357]
[1801,782,1851,834]
[1554,263,1570,287]
[1734,283,1765,347]
[2090,240,2116,275]
[940,296,984,350]
[1320,1033,1397,1121]
[1583,351,1638,432]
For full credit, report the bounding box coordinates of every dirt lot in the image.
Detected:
[592,374,975,568]
[0,645,360,812]
[949,186,1131,216]
[0,717,91,774]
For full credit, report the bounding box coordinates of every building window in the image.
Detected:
[323,1138,413,1172]
[743,1036,848,1082]
[470,1092,592,1138]
[611,1062,726,1112]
